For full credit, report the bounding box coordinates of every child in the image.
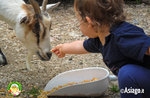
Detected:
[51,0,150,97]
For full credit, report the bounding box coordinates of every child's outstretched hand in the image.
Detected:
[51,44,66,58]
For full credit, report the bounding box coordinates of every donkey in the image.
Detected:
[0,0,60,70]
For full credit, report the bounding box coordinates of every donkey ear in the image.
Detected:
[20,16,29,24]
[40,2,60,12]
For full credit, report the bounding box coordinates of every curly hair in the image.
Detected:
[74,0,126,29]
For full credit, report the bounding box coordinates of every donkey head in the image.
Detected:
[16,0,60,61]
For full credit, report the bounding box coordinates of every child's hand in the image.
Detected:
[51,44,66,58]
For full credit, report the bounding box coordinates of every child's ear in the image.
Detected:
[86,16,93,28]
[86,16,93,25]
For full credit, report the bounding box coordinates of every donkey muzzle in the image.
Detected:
[37,51,52,61]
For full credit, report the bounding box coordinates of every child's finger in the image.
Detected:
[51,48,57,53]
[51,45,61,52]
[58,54,63,58]
[58,53,65,58]
[55,51,60,55]
[51,49,54,52]
[52,50,59,56]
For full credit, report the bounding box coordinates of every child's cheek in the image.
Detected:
[81,30,88,36]
[80,26,87,35]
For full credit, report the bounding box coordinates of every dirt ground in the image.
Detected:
[0,3,150,98]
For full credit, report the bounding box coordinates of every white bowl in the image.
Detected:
[44,67,117,96]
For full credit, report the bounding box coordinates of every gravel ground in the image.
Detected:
[0,3,150,98]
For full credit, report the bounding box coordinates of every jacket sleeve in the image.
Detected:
[83,37,102,53]
[116,28,150,62]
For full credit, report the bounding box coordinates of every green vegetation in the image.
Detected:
[136,0,142,4]
[110,85,120,93]
[26,87,40,98]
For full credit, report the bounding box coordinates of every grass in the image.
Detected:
[110,85,120,93]
[26,87,41,98]
[136,0,142,4]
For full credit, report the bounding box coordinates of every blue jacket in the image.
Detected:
[83,22,150,75]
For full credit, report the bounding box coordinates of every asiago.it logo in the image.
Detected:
[7,82,22,96]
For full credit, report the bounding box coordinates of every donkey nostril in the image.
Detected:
[46,52,52,59]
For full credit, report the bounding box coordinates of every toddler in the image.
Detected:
[52,0,150,97]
